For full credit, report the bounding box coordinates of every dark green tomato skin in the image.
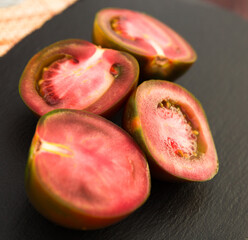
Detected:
[19,39,140,117]
[122,80,219,182]
[25,109,151,230]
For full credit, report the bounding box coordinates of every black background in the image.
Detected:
[0,0,248,239]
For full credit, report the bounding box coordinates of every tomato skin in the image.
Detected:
[123,80,218,182]
[25,109,151,230]
[19,39,139,117]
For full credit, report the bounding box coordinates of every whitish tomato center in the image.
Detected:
[157,100,199,159]
[34,138,74,158]
[38,48,117,108]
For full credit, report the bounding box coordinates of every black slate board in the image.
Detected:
[0,0,248,239]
